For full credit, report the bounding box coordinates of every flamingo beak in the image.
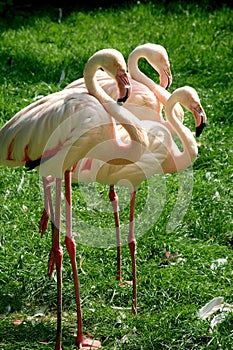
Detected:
[160,68,172,90]
[194,107,207,137]
[117,87,129,105]
[165,70,172,90]
[116,71,131,105]
[196,118,206,137]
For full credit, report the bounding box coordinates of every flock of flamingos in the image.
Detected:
[0,43,206,349]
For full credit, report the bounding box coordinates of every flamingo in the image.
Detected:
[62,43,184,283]
[71,85,206,315]
[0,48,153,349]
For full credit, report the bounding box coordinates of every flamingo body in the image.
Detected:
[0,91,112,174]
[74,120,170,188]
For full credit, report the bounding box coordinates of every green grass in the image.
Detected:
[0,1,232,349]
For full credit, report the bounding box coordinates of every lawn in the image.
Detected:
[0,1,232,349]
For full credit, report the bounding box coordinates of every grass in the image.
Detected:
[0,1,233,349]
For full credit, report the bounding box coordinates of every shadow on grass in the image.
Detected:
[0,318,54,348]
[1,0,232,27]
[0,313,76,349]
[0,49,84,89]
[0,291,23,314]
[1,0,232,93]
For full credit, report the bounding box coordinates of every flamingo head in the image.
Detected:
[188,91,207,137]
[140,43,172,89]
[192,103,207,137]
[95,49,131,105]
[115,69,131,105]
[85,48,131,104]
[176,86,207,137]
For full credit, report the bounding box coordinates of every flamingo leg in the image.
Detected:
[109,185,122,282]
[128,190,137,315]
[40,176,55,237]
[64,170,101,349]
[48,178,63,350]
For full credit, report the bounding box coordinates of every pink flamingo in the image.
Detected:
[0,48,151,349]
[71,85,206,315]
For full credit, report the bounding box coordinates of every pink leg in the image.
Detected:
[49,178,63,350]
[64,170,101,349]
[109,185,122,282]
[128,190,137,315]
[40,176,58,277]
[40,176,54,237]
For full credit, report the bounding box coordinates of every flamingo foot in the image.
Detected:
[39,209,50,237]
[76,336,101,349]
[117,279,133,288]
[122,280,133,286]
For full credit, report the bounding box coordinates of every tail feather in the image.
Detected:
[25,158,41,170]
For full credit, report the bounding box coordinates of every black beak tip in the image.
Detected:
[117,100,124,106]
[117,86,129,105]
[196,123,206,137]
[165,76,171,90]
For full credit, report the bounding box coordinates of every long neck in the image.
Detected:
[128,48,154,89]
[164,97,198,172]
[84,59,149,164]
[128,49,169,106]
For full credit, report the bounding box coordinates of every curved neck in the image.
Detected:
[128,49,169,106]
[165,97,198,171]
[84,56,149,164]
[84,60,112,105]
[128,48,156,88]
